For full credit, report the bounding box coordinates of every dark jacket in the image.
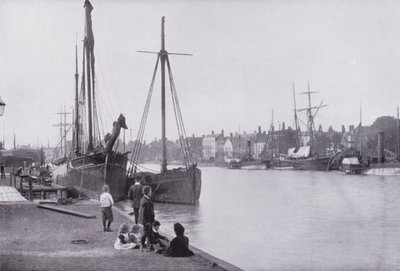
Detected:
[164,235,194,257]
[138,196,154,225]
[150,230,168,244]
[127,183,143,208]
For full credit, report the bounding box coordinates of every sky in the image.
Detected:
[1,0,400,148]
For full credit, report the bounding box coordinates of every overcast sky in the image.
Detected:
[1,0,400,148]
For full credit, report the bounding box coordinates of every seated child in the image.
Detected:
[114,223,136,250]
[149,220,169,253]
[164,223,194,257]
[129,224,142,248]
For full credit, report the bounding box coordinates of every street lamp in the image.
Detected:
[0,97,6,116]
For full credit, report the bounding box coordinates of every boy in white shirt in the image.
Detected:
[100,185,114,232]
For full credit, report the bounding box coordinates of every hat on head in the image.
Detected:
[102,185,109,192]
[119,223,129,233]
[174,223,185,236]
[153,220,161,227]
[130,224,141,232]
[142,185,151,195]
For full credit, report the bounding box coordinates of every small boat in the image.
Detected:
[126,17,201,205]
[52,0,128,200]
[226,158,242,169]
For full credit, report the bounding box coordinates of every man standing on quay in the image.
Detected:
[127,178,143,224]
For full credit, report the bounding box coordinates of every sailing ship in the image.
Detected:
[53,0,128,200]
[284,83,336,170]
[126,17,201,205]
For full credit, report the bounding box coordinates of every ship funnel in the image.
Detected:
[377,131,385,163]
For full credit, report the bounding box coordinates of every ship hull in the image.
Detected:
[363,162,400,176]
[53,152,128,201]
[240,160,270,170]
[290,157,331,171]
[127,167,201,205]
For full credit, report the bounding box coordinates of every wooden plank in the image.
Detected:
[37,204,96,219]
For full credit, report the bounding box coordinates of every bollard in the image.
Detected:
[12,166,15,187]
[19,176,23,192]
[28,176,33,201]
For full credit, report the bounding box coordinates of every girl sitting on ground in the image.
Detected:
[164,223,194,257]
[114,223,136,250]
[149,220,169,253]
[129,224,142,248]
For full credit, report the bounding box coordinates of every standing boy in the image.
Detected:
[100,185,114,232]
[139,185,155,251]
[127,178,143,224]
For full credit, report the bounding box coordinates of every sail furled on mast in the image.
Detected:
[84,0,96,152]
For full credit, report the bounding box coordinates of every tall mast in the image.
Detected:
[238,125,241,158]
[74,45,80,155]
[359,102,362,155]
[271,109,274,156]
[137,17,192,171]
[64,104,67,157]
[160,17,167,172]
[59,105,63,157]
[397,105,399,161]
[292,82,300,148]
[84,0,94,152]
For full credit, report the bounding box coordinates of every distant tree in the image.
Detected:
[365,116,397,153]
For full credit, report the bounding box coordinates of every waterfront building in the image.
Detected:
[202,133,216,161]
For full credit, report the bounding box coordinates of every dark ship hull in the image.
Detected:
[290,156,331,171]
[54,152,128,201]
[127,167,201,205]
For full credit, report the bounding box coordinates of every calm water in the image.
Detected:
[120,166,400,271]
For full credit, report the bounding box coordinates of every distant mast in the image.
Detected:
[305,82,315,154]
[292,83,300,148]
[397,105,400,161]
[74,44,80,155]
[359,102,362,155]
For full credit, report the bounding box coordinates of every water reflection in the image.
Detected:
[121,166,400,271]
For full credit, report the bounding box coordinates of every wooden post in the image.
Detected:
[12,166,15,187]
[19,176,23,192]
[9,170,12,186]
[28,176,33,201]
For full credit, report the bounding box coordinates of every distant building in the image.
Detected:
[223,138,233,159]
[202,135,216,161]
[341,125,356,149]
[253,126,268,159]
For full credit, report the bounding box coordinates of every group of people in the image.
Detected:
[99,180,194,257]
